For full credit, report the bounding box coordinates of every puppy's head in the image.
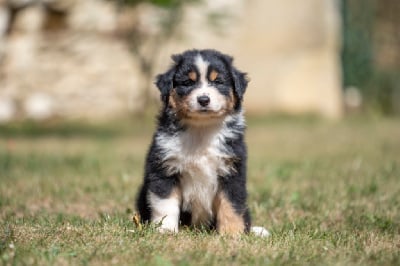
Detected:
[156,49,248,124]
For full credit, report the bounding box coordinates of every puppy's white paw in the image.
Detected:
[156,219,179,233]
[250,226,271,237]
[158,226,178,234]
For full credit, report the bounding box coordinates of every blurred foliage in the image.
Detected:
[341,0,400,115]
[341,0,374,88]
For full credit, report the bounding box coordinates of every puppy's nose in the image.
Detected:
[197,95,210,107]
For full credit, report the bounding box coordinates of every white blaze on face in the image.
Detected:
[186,55,227,113]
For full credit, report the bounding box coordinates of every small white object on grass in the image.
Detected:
[250,226,271,237]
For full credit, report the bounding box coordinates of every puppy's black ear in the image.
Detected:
[155,68,175,105]
[171,53,183,64]
[220,53,248,110]
[231,67,249,110]
[155,53,183,105]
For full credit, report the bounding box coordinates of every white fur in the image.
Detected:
[148,191,180,232]
[196,54,209,84]
[250,226,271,237]
[155,114,244,226]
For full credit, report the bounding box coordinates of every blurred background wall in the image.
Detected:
[0,0,398,122]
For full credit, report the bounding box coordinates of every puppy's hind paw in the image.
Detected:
[250,226,271,237]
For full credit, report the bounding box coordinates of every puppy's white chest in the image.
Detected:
[157,128,232,224]
[179,150,219,222]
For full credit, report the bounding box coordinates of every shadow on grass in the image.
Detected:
[0,118,155,139]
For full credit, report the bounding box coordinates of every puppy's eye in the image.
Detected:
[182,79,195,86]
[209,70,218,82]
[175,71,196,86]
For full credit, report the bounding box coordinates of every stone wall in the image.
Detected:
[0,0,142,121]
[172,0,343,118]
[0,0,343,122]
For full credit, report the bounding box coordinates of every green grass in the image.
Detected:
[1,117,399,265]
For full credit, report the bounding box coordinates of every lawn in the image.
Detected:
[1,116,399,265]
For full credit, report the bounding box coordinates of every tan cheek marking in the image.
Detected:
[169,89,190,118]
[213,192,245,235]
[226,90,236,112]
[168,90,177,109]
[188,71,197,81]
[209,70,218,82]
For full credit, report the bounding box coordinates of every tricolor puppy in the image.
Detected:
[136,49,268,236]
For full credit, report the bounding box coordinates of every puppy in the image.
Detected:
[136,49,268,236]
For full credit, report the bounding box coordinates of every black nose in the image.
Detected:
[197,95,210,107]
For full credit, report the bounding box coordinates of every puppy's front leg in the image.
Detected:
[213,191,245,235]
[148,188,181,233]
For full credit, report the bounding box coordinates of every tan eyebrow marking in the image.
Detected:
[188,71,197,81]
[209,70,218,81]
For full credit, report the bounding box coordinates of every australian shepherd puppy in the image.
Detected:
[136,49,268,236]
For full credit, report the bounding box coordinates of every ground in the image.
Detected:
[0,116,399,265]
